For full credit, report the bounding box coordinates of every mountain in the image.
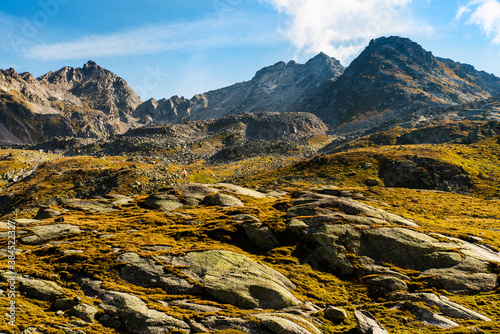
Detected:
[133,36,500,137]
[0,61,141,145]
[133,52,345,124]
[320,36,500,133]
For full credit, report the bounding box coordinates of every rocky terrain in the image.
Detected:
[0,130,499,333]
[26,112,330,166]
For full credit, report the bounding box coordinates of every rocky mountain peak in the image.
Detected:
[83,60,99,71]
[306,51,342,68]
[4,67,18,79]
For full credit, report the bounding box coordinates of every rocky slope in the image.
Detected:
[3,37,500,149]
[133,53,345,124]
[0,61,142,145]
[31,111,330,164]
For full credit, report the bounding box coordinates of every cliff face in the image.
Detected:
[0,61,142,145]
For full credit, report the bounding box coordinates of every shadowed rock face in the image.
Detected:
[379,156,472,193]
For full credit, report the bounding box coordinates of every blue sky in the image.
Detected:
[1,0,500,100]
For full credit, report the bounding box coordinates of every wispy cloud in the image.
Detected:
[459,0,500,44]
[260,0,434,63]
[21,13,281,61]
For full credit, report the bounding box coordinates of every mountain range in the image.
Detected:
[1,36,500,146]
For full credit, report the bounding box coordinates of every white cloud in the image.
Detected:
[461,0,500,44]
[260,0,434,63]
[21,13,281,61]
[456,5,471,20]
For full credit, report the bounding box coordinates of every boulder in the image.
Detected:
[392,292,491,321]
[34,207,62,219]
[253,313,322,334]
[289,193,417,227]
[12,218,41,227]
[359,227,462,271]
[116,252,199,294]
[61,198,115,213]
[104,194,134,206]
[404,302,459,329]
[174,183,218,205]
[19,278,65,301]
[166,300,221,313]
[163,250,302,309]
[354,310,388,334]
[54,297,81,310]
[70,303,98,322]
[420,268,498,294]
[100,291,189,333]
[144,194,184,211]
[324,306,348,322]
[201,193,244,207]
[242,221,279,250]
[365,275,408,296]
[20,224,82,245]
[365,178,380,186]
[213,183,267,198]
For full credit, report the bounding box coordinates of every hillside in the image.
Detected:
[0,134,499,333]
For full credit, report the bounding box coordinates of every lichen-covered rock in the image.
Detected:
[144,194,184,211]
[354,310,388,334]
[404,302,460,329]
[213,183,267,198]
[253,313,322,334]
[174,183,219,205]
[365,275,408,296]
[61,198,116,213]
[324,306,348,321]
[100,291,189,333]
[392,292,491,321]
[242,221,279,250]
[358,227,462,271]
[20,224,82,245]
[34,207,62,219]
[19,278,65,301]
[70,303,98,322]
[166,250,302,309]
[201,192,244,207]
[116,252,199,294]
[419,269,498,294]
